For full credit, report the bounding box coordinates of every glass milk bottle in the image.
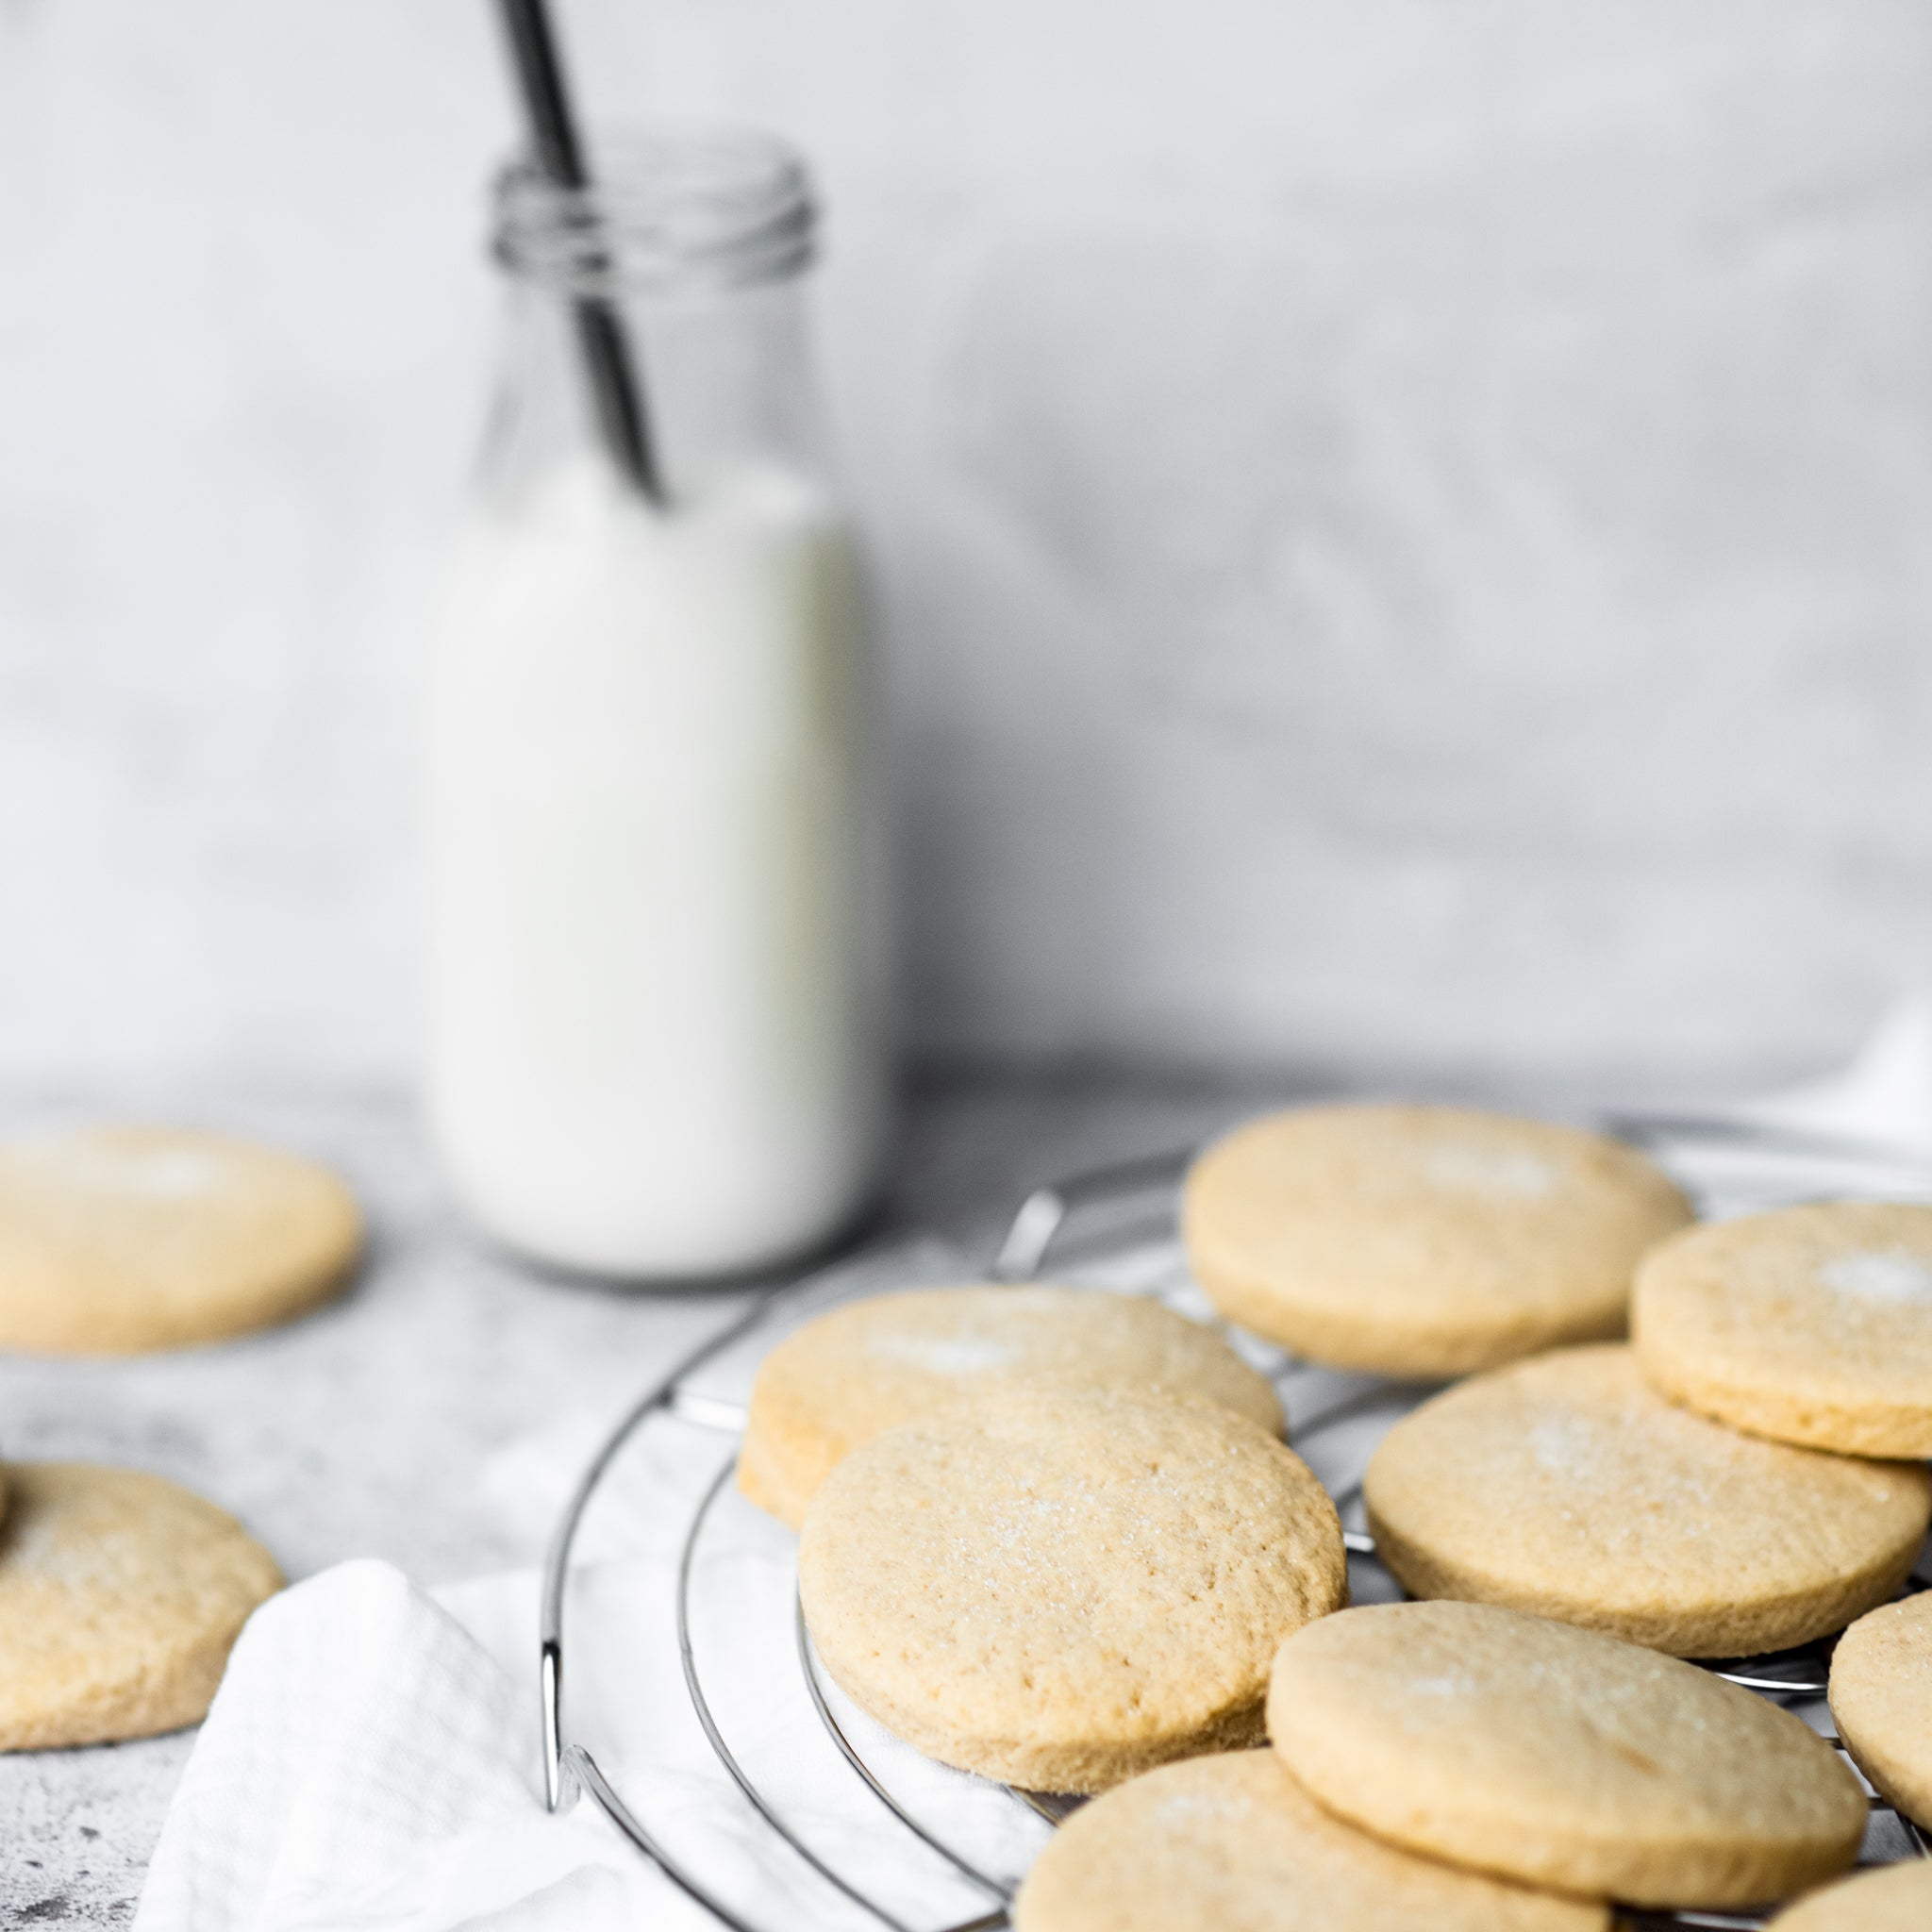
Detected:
[425,131,889,1279]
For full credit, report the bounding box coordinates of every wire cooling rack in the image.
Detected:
[539,1115,1932,1931]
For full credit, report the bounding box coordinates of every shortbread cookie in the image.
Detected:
[0,1462,283,1748]
[1771,1860,1932,1930]
[1268,1600,1866,1907]
[1364,1344,1929,1656]
[1182,1105,1691,1376]
[740,1284,1282,1527]
[1011,1750,1608,1932]
[1828,1591,1932,1829]
[798,1384,1346,1792]
[0,1124,361,1353]
[1635,1204,1932,1458]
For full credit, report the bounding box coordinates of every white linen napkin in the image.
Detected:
[134,999,1932,1931]
[138,1526,1048,1930]
[132,1558,708,1932]
[130,1553,688,1932]
[1731,993,1932,1154]
[135,1240,1043,1932]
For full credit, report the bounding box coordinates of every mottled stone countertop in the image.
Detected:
[0,1072,1285,1924]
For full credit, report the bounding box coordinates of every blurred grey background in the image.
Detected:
[3,0,1929,1099]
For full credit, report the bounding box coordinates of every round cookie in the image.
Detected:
[1182,1104,1691,1377]
[1267,1600,1867,1907]
[1828,1591,1932,1829]
[1635,1204,1932,1458]
[1010,1750,1609,1932]
[0,1124,362,1354]
[1771,1861,1932,1931]
[797,1383,1347,1792]
[0,1462,283,1748]
[739,1284,1283,1527]
[1363,1344,1930,1657]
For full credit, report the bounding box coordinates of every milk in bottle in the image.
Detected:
[424,133,888,1277]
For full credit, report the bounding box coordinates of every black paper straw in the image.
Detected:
[495,0,665,504]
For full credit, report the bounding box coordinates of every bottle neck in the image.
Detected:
[480,128,827,510]
[492,127,815,301]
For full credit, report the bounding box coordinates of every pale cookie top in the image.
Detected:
[1364,1344,1930,1657]
[0,1461,283,1750]
[1828,1591,1932,1829]
[0,1124,362,1353]
[798,1384,1347,1794]
[1268,1601,1866,1910]
[1182,1105,1691,1377]
[1011,1750,1609,1932]
[738,1284,1282,1527]
[1770,1860,1932,1931]
[1635,1203,1932,1457]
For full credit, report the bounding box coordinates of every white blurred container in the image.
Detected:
[424,131,890,1279]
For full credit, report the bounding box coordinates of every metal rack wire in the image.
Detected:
[539,1115,1932,1931]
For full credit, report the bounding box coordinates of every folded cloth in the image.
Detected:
[132,1558,704,1932]
[1733,993,1932,1156]
[1632,993,1932,1220]
[133,1236,1036,1932]
[137,1543,1043,1931]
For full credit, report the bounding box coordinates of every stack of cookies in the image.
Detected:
[746,1102,1932,1925]
[0,1124,359,1752]
[1018,1599,1923,1931]
[744,1283,1339,1789]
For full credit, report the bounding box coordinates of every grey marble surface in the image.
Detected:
[0,1073,1275,1924]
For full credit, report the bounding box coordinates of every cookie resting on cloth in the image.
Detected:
[1010,1750,1608,1932]
[1635,1202,1932,1458]
[1182,1104,1690,1377]
[1267,1600,1866,1908]
[1363,1344,1929,1656]
[797,1383,1346,1793]
[0,1462,282,1749]
[0,1124,361,1353]
[738,1282,1281,1527]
